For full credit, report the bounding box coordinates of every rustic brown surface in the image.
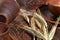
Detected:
[9,14,32,40]
[16,0,44,10]
[0,22,11,40]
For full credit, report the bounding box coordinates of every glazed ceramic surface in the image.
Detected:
[47,0,60,16]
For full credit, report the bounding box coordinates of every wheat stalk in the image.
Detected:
[21,9,60,40]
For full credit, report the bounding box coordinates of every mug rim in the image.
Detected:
[48,0,60,7]
[0,13,9,24]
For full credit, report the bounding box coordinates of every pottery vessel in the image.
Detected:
[0,0,20,24]
[46,0,60,17]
